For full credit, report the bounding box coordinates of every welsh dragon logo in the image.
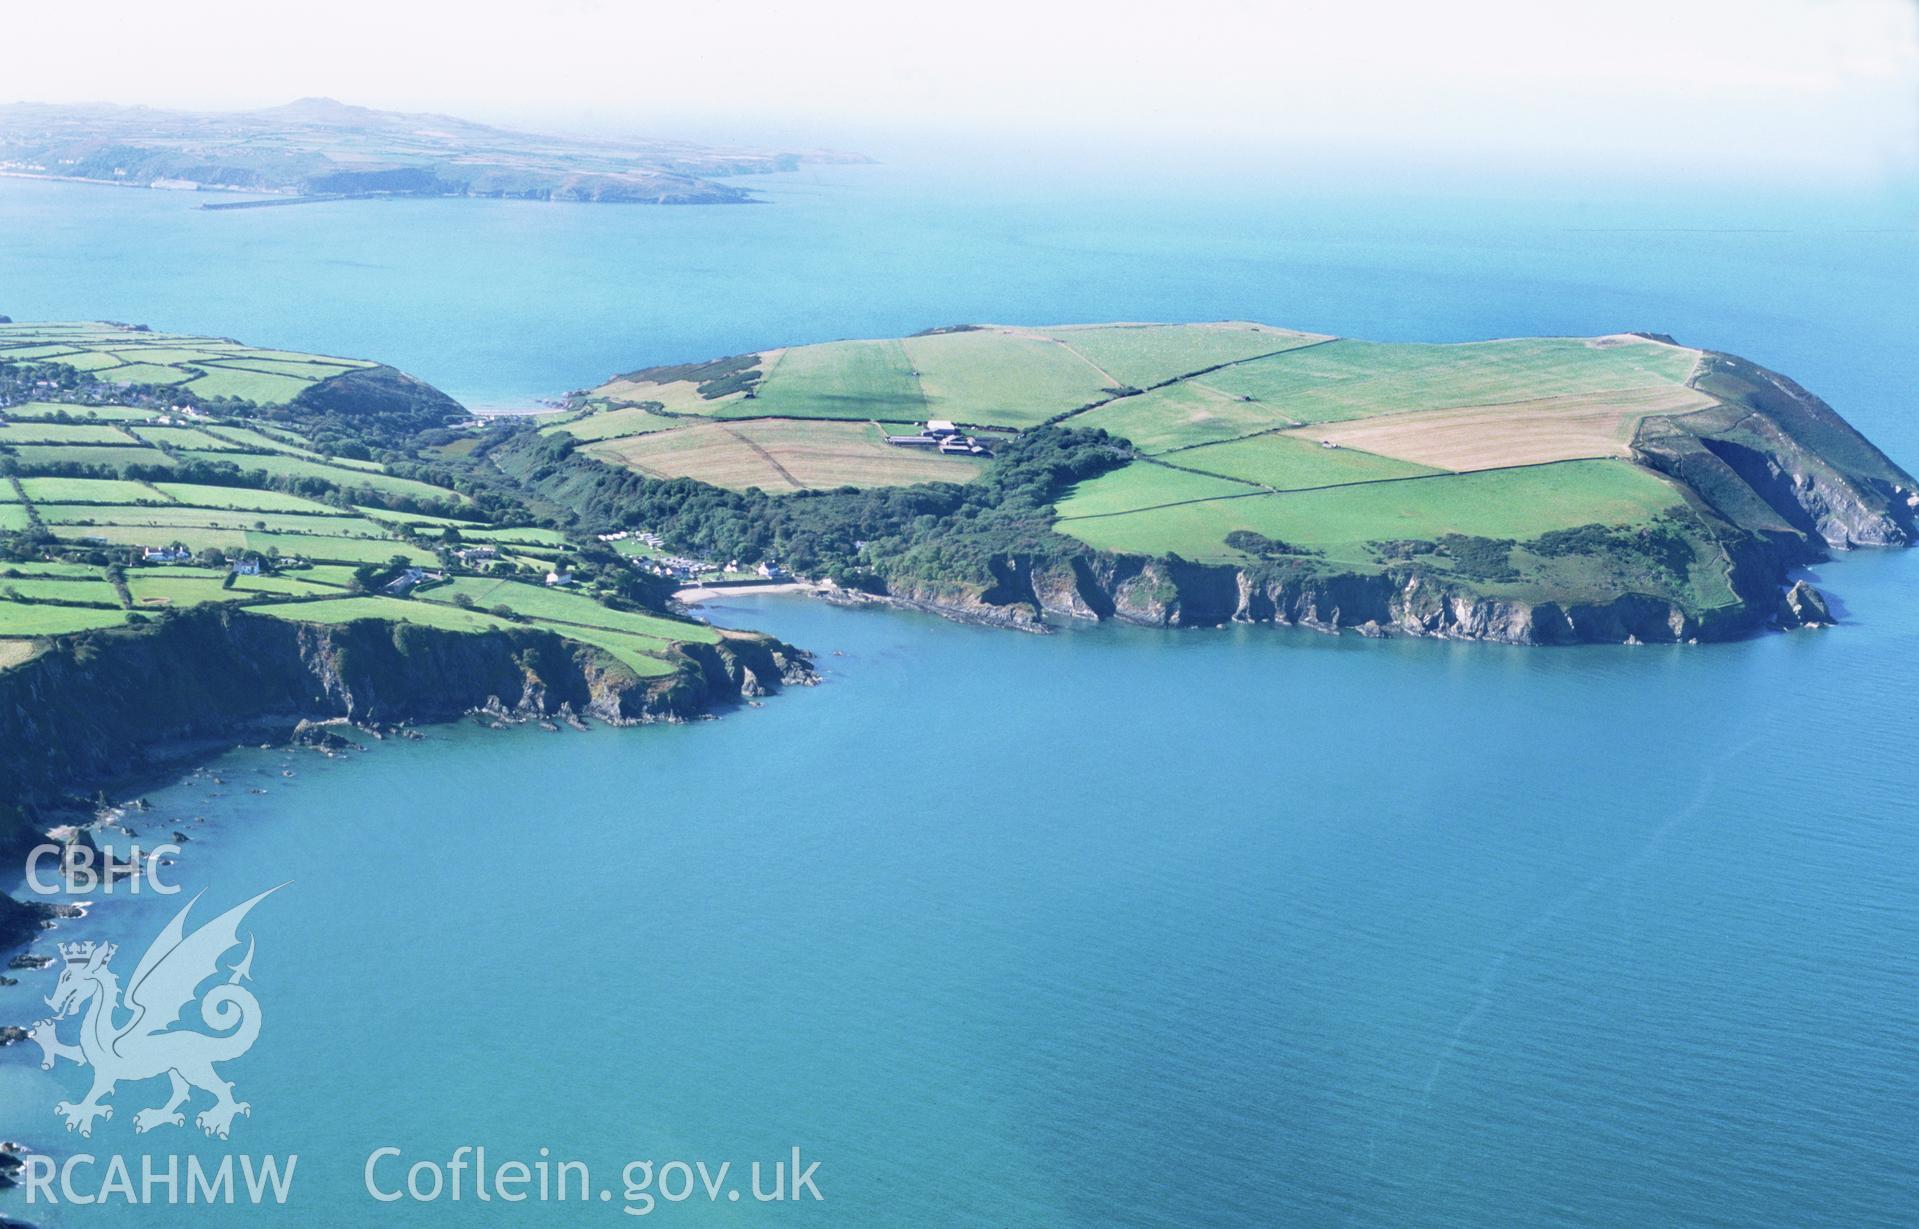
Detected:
[28,886,283,1139]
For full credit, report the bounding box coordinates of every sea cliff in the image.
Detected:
[862,554,1787,644]
[0,606,812,886]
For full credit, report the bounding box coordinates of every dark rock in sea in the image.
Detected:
[7,955,50,971]
[1778,579,1834,628]
[172,831,192,843]
[291,718,358,751]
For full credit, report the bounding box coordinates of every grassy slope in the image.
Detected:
[726,339,925,421]
[585,418,984,493]
[1171,435,1443,489]
[902,329,1113,427]
[0,322,372,405]
[0,389,717,672]
[1039,322,1325,388]
[1059,460,1688,566]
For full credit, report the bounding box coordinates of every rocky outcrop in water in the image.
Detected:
[1777,580,1833,629]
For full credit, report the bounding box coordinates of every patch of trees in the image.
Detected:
[497,424,1131,590]
[609,354,763,401]
[276,365,466,447]
[1433,534,1519,582]
[1224,530,1317,558]
[1527,520,1695,579]
[1369,539,1439,562]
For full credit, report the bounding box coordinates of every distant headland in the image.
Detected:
[0,97,871,205]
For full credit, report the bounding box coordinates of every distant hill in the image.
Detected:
[0,98,870,205]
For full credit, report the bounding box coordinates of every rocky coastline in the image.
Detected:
[0,605,814,952]
[851,557,1799,644]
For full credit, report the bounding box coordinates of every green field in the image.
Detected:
[133,425,245,450]
[5,444,176,470]
[571,327,1708,502]
[253,594,681,675]
[287,564,364,587]
[18,477,169,504]
[548,405,683,442]
[230,572,350,597]
[901,329,1115,427]
[419,577,721,643]
[0,603,131,636]
[353,506,490,530]
[454,526,575,547]
[731,339,925,420]
[1052,463,1260,519]
[1058,459,1689,566]
[1073,381,1300,453]
[242,533,435,564]
[175,451,464,504]
[1171,435,1443,489]
[251,596,515,632]
[183,369,317,404]
[1039,323,1327,388]
[526,623,680,676]
[199,425,329,459]
[154,482,343,513]
[3,326,727,664]
[0,422,138,445]
[52,524,247,552]
[1182,337,1699,424]
[0,576,120,604]
[584,417,984,493]
[3,402,155,422]
[38,521,423,563]
[36,504,391,537]
[0,322,374,407]
[0,561,110,578]
[126,575,251,607]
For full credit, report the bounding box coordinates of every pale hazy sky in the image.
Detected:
[5,0,1916,179]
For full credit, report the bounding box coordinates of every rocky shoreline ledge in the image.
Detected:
[831,550,1837,645]
[0,606,815,952]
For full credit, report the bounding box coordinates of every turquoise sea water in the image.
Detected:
[0,165,1915,1226]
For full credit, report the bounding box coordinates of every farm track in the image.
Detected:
[720,425,806,491]
[1047,336,1341,427]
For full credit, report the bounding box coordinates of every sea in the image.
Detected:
[0,160,1914,1227]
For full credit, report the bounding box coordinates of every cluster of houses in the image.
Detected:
[384,567,447,595]
[883,420,994,457]
[136,546,271,575]
[454,524,788,590]
[636,553,722,582]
